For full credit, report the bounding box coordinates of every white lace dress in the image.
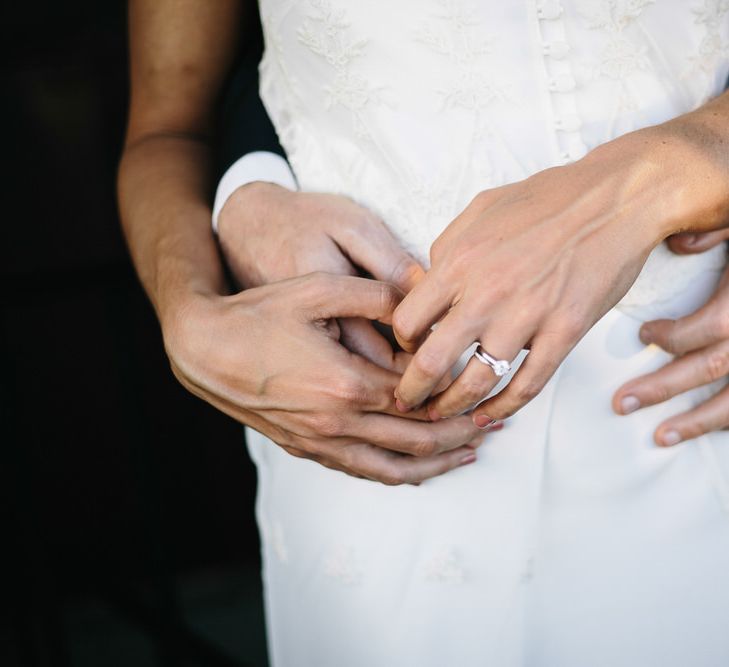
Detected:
[246,1,729,664]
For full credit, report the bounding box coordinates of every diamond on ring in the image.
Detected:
[473,345,512,377]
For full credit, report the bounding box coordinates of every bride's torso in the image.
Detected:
[258,0,729,318]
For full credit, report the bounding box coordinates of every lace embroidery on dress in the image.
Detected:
[684,0,729,92]
[414,1,508,112]
[579,0,655,111]
[423,547,467,584]
[258,0,311,181]
[322,545,363,585]
[297,0,388,139]
[410,1,517,227]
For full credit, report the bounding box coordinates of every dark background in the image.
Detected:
[2,2,270,665]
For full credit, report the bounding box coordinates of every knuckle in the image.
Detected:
[461,379,490,404]
[379,467,408,486]
[300,270,330,299]
[704,349,729,382]
[471,189,493,209]
[337,445,358,470]
[512,378,542,404]
[330,374,367,404]
[430,237,446,264]
[281,444,312,460]
[413,348,445,380]
[308,413,346,438]
[392,306,417,343]
[412,433,438,457]
[558,310,586,344]
[486,403,516,421]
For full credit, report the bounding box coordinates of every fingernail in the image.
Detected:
[427,406,441,421]
[620,395,640,415]
[639,325,652,344]
[661,429,681,447]
[460,453,477,466]
[474,414,496,429]
[682,234,698,246]
[395,398,411,413]
[487,421,505,432]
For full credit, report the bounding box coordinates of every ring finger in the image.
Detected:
[426,332,528,420]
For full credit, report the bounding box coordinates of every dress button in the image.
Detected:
[548,73,577,93]
[537,2,563,20]
[554,114,582,132]
[543,41,570,59]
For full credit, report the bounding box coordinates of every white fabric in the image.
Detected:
[246,1,729,665]
[211,151,297,234]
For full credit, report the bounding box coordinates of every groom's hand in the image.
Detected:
[218,181,424,291]
[611,234,729,446]
[217,181,424,370]
[164,273,482,485]
[613,265,729,446]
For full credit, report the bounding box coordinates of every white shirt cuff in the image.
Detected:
[211,151,298,234]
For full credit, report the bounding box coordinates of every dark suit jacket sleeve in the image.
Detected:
[214,8,287,182]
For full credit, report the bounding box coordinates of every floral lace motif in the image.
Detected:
[297,0,387,138]
[685,0,729,83]
[322,545,363,585]
[579,0,655,110]
[423,547,467,584]
[414,0,508,111]
[407,0,514,233]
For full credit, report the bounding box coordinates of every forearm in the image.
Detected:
[118,133,226,328]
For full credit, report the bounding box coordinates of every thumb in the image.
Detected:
[302,273,404,323]
[331,213,425,292]
[666,229,729,254]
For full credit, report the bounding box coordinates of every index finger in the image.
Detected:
[302,273,404,323]
[392,271,453,353]
[394,308,477,409]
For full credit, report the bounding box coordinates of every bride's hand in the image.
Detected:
[164,273,482,485]
[613,265,729,446]
[392,114,729,426]
[217,180,423,369]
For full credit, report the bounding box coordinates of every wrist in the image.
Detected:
[158,284,224,361]
[212,151,297,234]
[154,251,228,336]
[657,107,729,235]
[217,180,286,241]
[611,110,729,239]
